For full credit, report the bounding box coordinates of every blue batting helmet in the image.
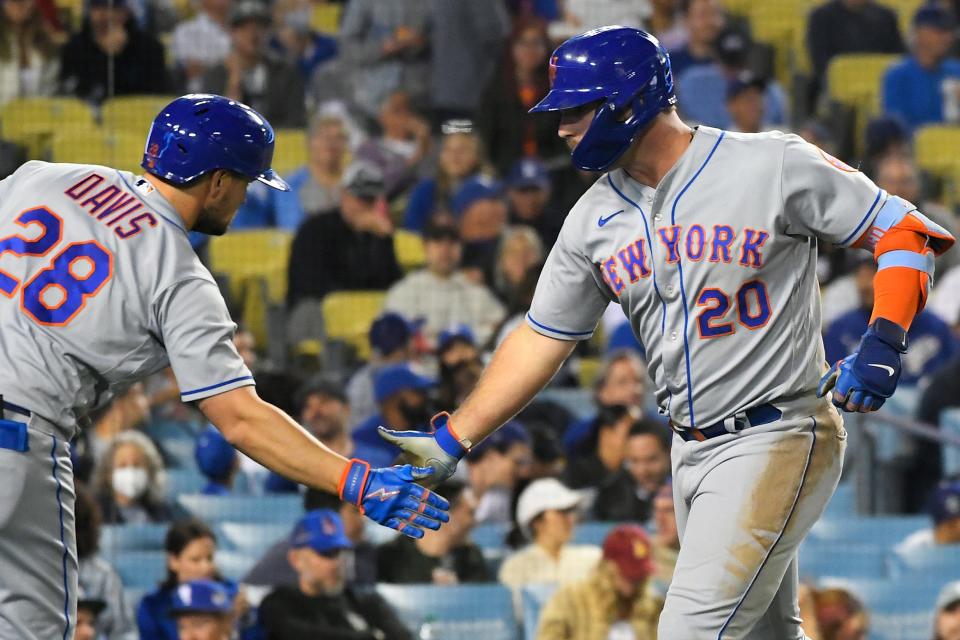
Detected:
[529,26,676,172]
[142,94,290,191]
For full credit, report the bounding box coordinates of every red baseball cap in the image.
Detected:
[602,524,654,582]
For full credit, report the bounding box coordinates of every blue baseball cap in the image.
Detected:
[195,426,236,481]
[290,509,352,553]
[931,480,960,526]
[373,363,434,404]
[169,580,234,616]
[913,5,956,30]
[451,176,503,217]
[506,158,550,191]
[369,312,417,355]
[466,420,530,461]
[437,324,475,353]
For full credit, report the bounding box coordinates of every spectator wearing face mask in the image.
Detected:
[351,364,435,467]
[94,431,172,525]
[436,326,485,410]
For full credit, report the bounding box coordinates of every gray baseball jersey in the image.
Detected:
[0,161,252,435]
[528,127,889,429]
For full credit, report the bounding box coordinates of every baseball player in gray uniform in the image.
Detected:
[0,94,448,639]
[382,27,955,638]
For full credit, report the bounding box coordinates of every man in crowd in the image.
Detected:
[259,509,411,639]
[436,326,484,410]
[377,480,491,584]
[505,158,563,250]
[171,0,231,93]
[465,420,531,525]
[726,72,771,134]
[667,0,725,79]
[287,162,402,309]
[347,313,419,429]
[352,364,434,467]
[356,91,433,199]
[896,479,960,553]
[384,219,506,347]
[202,0,306,128]
[883,5,960,131]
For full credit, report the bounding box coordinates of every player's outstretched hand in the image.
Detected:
[339,459,450,539]
[816,318,907,413]
[377,412,467,486]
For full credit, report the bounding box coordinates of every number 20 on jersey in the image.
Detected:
[0,207,113,326]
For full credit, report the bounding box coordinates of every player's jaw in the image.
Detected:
[193,170,254,236]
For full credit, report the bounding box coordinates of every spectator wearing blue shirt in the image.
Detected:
[882,5,960,131]
[269,0,338,82]
[823,259,959,386]
[403,122,485,232]
[138,520,238,640]
[667,0,725,80]
[351,364,434,467]
[195,426,239,496]
[232,114,351,230]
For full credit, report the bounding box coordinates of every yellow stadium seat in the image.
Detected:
[719,0,752,18]
[310,3,342,34]
[827,54,899,114]
[207,230,293,305]
[914,125,960,176]
[321,291,386,361]
[101,95,178,136]
[748,0,818,86]
[578,356,601,389]
[1,97,96,158]
[272,129,307,177]
[877,0,925,37]
[51,128,144,173]
[393,229,426,272]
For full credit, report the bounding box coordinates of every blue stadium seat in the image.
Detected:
[364,520,399,546]
[941,409,960,477]
[216,550,257,582]
[144,420,201,443]
[817,576,941,615]
[798,542,886,580]
[111,551,167,589]
[887,545,960,581]
[376,584,519,640]
[124,587,148,618]
[823,481,856,518]
[100,523,169,553]
[808,515,927,548]
[882,386,920,418]
[177,494,302,524]
[218,522,290,553]
[572,522,616,546]
[472,522,510,548]
[521,584,557,640]
[160,438,198,469]
[535,388,594,420]
[166,469,207,496]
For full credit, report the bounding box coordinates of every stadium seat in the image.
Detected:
[321,291,386,361]
[887,544,960,580]
[110,551,167,589]
[472,522,510,549]
[271,129,307,176]
[808,515,927,547]
[160,438,197,469]
[215,550,257,582]
[177,494,303,524]
[827,53,899,152]
[208,230,293,306]
[823,481,856,518]
[310,2,342,34]
[51,128,144,174]
[521,584,557,640]
[166,469,207,497]
[914,125,960,196]
[218,522,290,553]
[535,388,595,420]
[747,0,817,86]
[0,97,95,157]
[101,95,179,135]
[393,229,426,272]
[101,523,169,553]
[819,576,938,640]
[376,584,519,640]
[572,521,617,546]
[941,409,960,477]
[798,541,887,579]
[144,420,201,443]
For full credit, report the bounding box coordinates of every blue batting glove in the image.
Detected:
[377,412,469,485]
[339,458,450,539]
[817,318,908,413]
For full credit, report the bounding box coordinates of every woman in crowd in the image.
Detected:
[492,225,545,306]
[0,0,60,108]
[476,17,566,176]
[93,430,172,525]
[137,519,242,640]
[403,122,486,231]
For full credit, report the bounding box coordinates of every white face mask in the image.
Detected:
[112,467,149,499]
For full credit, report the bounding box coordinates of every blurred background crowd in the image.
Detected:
[4,0,960,638]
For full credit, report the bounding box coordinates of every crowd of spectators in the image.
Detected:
[5,0,960,637]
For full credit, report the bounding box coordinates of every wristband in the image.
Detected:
[431,412,471,458]
[338,458,370,506]
[867,317,908,353]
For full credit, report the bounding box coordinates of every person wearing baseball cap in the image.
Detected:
[896,479,960,554]
[464,420,532,525]
[168,579,236,640]
[350,364,435,467]
[505,158,563,249]
[259,509,410,638]
[537,524,662,639]
[194,426,239,495]
[498,478,601,593]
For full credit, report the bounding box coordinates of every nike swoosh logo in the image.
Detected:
[598,210,625,227]
[867,363,895,377]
